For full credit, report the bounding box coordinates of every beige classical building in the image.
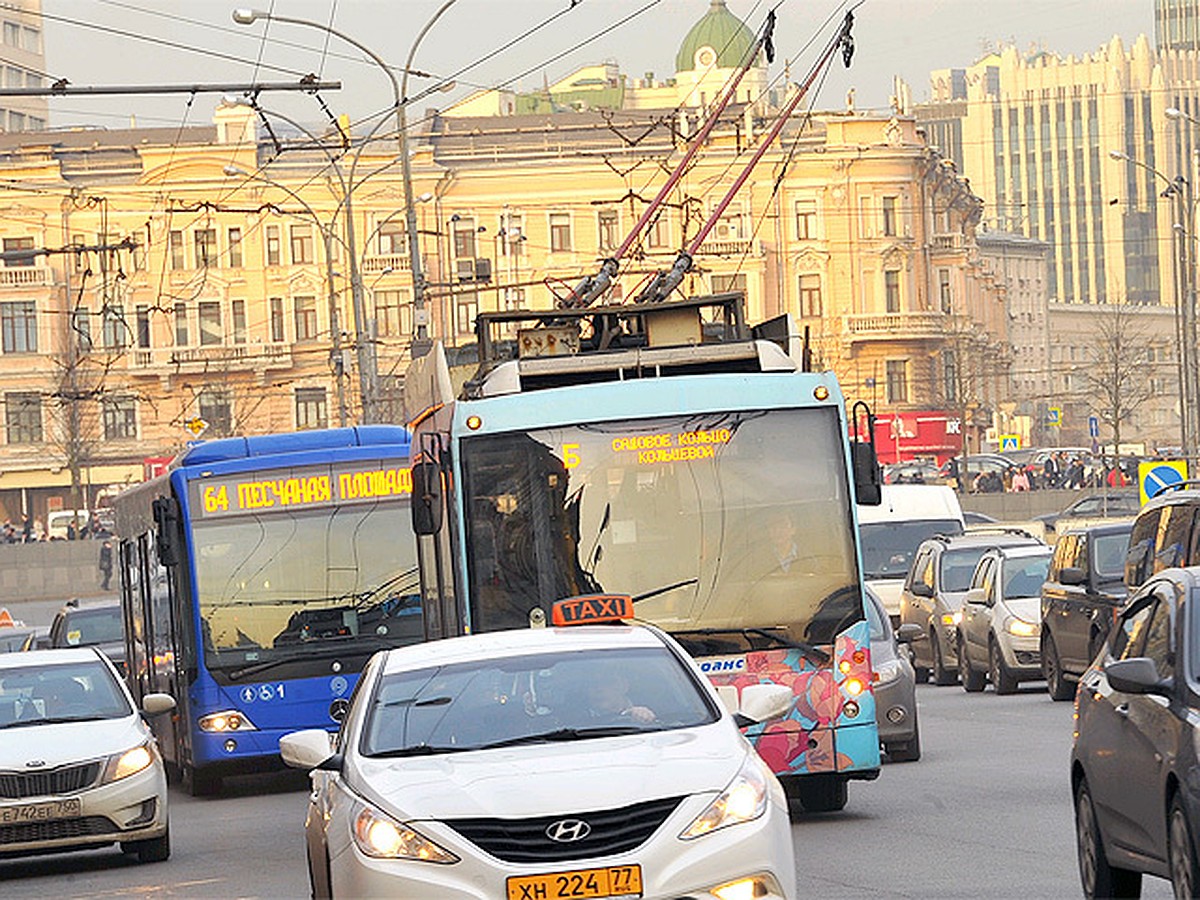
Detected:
[0,0,47,133]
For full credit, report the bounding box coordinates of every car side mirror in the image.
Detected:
[895,623,923,644]
[963,589,983,605]
[1059,567,1087,586]
[279,729,343,772]
[1105,657,1170,696]
[910,583,934,599]
[141,693,176,716]
[410,461,444,536]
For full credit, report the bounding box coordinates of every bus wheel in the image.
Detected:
[791,775,848,813]
[182,765,221,797]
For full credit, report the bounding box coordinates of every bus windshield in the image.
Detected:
[193,503,420,669]
[460,408,860,646]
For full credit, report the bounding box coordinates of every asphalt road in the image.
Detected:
[0,680,1176,899]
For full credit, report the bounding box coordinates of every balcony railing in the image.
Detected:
[129,343,293,370]
[363,254,412,273]
[697,238,761,257]
[0,267,49,287]
[930,233,964,251]
[845,312,947,339]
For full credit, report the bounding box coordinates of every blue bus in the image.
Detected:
[112,426,419,795]
[406,294,885,812]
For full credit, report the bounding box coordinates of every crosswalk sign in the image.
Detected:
[1139,460,1189,505]
[1046,407,1062,426]
[999,434,1020,451]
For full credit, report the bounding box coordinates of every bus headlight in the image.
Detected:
[102,741,156,783]
[198,710,258,732]
[1006,618,1038,637]
[680,755,768,840]
[352,804,458,863]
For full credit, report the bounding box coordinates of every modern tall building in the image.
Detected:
[0,0,47,132]
[1157,0,1200,51]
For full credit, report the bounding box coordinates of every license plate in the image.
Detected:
[0,798,82,823]
[506,865,642,900]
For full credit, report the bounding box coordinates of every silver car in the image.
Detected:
[958,545,1054,694]
[865,586,921,762]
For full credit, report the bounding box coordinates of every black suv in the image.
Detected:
[1040,521,1132,700]
[898,528,1045,685]
[1071,567,1200,898]
[48,598,127,675]
[1125,485,1200,589]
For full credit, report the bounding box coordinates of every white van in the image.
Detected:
[47,509,90,540]
[857,485,965,621]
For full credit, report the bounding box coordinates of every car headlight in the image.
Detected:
[102,741,157,783]
[940,611,963,627]
[873,658,904,686]
[198,710,257,732]
[680,754,769,840]
[1006,617,1038,637]
[352,804,459,863]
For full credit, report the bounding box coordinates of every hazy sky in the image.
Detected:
[39,0,1155,132]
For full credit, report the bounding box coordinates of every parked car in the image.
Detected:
[1124,484,1200,590]
[281,618,796,899]
[0,647,175,862]
[962,510,998,526]
[1071,567,1200,899]
[883,460,945,485]
[899,529,1045,685]
[46,509,91,540]
[958,543,1054,694]
[1033,491,1139,534]
[1040,521,1132,700]
[865,585,921,762]
[0,607,36,653]
[48,598,127,675]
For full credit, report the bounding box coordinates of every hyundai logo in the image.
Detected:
[546,819,591,843]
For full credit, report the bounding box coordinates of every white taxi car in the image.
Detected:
[0,648,175,862]
[281,597,796,899]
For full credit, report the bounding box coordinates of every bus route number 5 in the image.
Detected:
[204,485,230,514]
[563,444,581,469]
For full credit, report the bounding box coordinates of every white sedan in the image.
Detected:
[282,622,796,900]
[0,647,175,862]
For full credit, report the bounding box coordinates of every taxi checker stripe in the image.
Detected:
[546,819,591,842]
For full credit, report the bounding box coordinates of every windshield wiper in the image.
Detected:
[672,627,830,666]
[0,714,111,729]
[226,639,392,681]
[478,726,644,750]
[368,742,465,758]
[633,578,699,603]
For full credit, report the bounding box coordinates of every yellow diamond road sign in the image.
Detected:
[184,417,209,437]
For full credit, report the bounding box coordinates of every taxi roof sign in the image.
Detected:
[0,608,20,628]
[551,594,635,627]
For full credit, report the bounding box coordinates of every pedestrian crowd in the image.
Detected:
[0,511,112,543]
[893,452,1142,494]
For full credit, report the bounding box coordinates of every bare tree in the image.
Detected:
[1078,303,1158,459]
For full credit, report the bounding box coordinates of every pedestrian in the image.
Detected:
[1011,467,1030,492]
[98,539,113,591]
[21,514,31,543]
[1107,466,1129,488]
[1043,453,1059,488]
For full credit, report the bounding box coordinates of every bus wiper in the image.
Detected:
[479,726,643,749]
[227,639,392,681]
[672,627,830,666]
[632,578,699,603]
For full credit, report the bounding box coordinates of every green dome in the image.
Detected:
[675,0,756,73]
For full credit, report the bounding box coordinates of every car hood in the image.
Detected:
[0,715,146,768]
[1001,596,1042,623]
[350,724,747,820]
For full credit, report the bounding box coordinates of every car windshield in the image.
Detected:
[940,548,992,593]
[1001,555,1051,599]
[1093,533,1130,579]
[0,659,131,727]
[61,607,123,646]
[360,646,718,756]
[860,519,964,579]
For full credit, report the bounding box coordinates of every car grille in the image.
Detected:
[445,796,683,863]
[0,816,116,845]
[0,762,101,800]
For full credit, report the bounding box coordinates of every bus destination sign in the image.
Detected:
[190,460,413,518]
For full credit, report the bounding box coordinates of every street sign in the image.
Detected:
[1088,416,1099,439]
[1046,407,1062,426]
[184,417,209,438]
[999,434,1020,451]
[1139,460,1189,505]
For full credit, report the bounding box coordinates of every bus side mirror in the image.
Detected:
[411,462,444,536]
[851,442,882,506]
[151,497,181,566]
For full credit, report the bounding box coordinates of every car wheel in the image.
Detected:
[1170,794,1198,900]
[1044,634,1074,701]
[885,711,921,763]
[182,764,222,797]
[931,630,957,686]
[122,826,170,864]
[789,775,848,813]
[1076,778,1142,899]
[960,635,986,692]
[990,639,1018,695]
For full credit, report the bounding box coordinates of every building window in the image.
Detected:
[549,213,572,252]
[646,214,668,249]
[198,301,222,346]
[294,295,318,341]
[290,224,314,265]
[194,228,217,268]
[882,196,898,237]
[795,200,817,240]
[269,298,285,342]
[943,351,958,403]
[21,26,39,53]
[2,236,33,267]
[102,397,137,440]
[5,392,41,444]
[2,23,18,46]
[198,390,232,437]
[266,226,281,266]
[374,289,411,338]
[136,305,151,349]
[295,387,327,430]
[73,308,91,351]
[798,274,822,318]
[712,273,747,297]
[102,305,127,349]
[598,209,619,251]
[457,297,479,336]
[886,359,909,404]
[174,303,188,346]
[169,230,185,270]
[939,268,952,312]
[1,300,36,352]
[452,217,478,259]
[231,299,246,344]
[227,227,243,268]
[501,215,525,257]
[884,269,901,313]
[378,219,405,254]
